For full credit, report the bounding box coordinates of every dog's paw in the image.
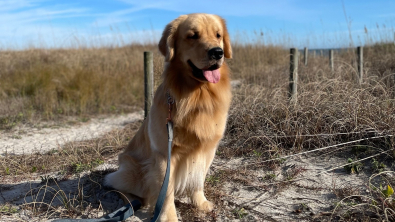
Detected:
[158,216,178,222]
[158,209,178,222]
[197,200,214,212]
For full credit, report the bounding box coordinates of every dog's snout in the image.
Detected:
[208,47,224,60]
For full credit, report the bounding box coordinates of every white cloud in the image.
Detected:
[117,0,313,18]
[0,22,160,49]
[89,6,147,27]
[0,1,99,48]
[0,0,41,12]
[0,0,160,49]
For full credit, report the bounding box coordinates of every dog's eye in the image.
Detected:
[216,33,221,38]
[188,33,199,39]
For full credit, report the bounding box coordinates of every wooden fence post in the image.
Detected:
[304,47,308,66]
[329,49,334,71]
[144,51,154,119]
[357,46,363,84]
[289,48,298,103]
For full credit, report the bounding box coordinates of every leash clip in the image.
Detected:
[166,92,174,123]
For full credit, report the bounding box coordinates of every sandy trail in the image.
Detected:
[0,112,144,156]
[0,152,370,221]
[0,109,387,221]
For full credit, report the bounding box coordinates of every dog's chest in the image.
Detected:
[173,111,227,149]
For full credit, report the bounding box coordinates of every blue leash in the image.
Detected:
[53,121,174,222]
[151,121,173,221]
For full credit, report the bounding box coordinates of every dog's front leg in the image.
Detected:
[157,190,177,222]
[190,148,216,212]
[147,156,178,222]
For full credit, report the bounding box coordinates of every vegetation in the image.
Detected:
[1,31,395,220]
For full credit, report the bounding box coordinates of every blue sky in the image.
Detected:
[1,0,394,49]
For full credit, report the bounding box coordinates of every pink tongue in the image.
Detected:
[203,69,220,83]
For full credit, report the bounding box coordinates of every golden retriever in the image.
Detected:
[105,13,232,221]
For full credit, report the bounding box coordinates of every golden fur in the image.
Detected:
[105,13,232,221]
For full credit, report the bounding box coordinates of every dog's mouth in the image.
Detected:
[187,60,220,83]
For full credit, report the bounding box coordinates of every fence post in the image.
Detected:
[289,48,298,103]
[304,47,308,66]
[144,51,154,119]
[357,46,363,84]
[313,50,316,58]
[329,49,334,71]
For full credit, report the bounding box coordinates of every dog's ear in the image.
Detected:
[159,15,187,62]
[219,17,232,59]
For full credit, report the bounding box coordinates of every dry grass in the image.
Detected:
[0,45,164,129]
[329,171,395,221]
[221,43,395,160]
[1,39,395,221]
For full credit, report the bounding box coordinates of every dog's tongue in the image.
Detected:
[203,69,220,83]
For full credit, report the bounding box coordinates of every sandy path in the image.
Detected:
[0,153,371,221]
[0,111,144,156]
[0,106,386,221]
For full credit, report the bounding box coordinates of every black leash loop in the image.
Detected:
[52,200,141,222]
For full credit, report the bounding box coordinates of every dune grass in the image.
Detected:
[0,45,164,129]
[1,36,395,220]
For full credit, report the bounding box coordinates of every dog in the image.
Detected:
[105,13,232,221]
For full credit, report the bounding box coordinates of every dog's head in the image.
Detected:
[159,13,232,84]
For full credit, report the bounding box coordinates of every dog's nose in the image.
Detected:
[208,47,224,60]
